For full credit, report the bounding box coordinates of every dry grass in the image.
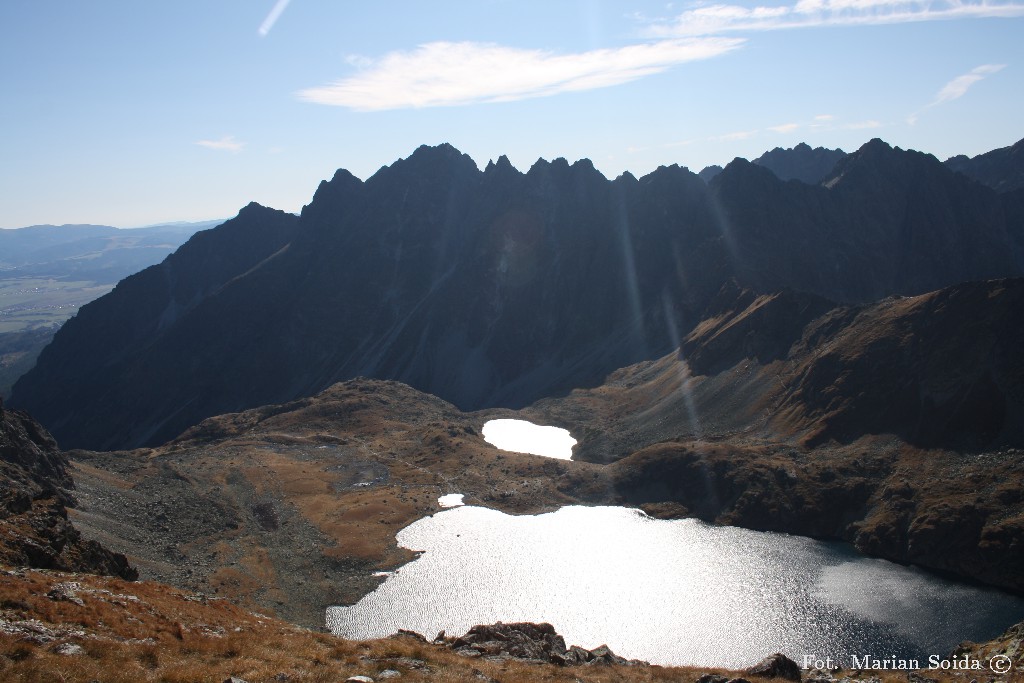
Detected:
[1,566,1015,683]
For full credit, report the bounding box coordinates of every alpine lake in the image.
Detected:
[328,420,1024,668]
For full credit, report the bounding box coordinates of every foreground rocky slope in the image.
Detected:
[8,567,1004,683]
[13,139,1024,450]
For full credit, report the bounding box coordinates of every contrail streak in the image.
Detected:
[259,0,292,37]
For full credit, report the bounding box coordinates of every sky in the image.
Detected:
[2,0,1023,228]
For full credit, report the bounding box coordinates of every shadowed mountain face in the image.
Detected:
[946,137,1024,193]
[752,142,846,184]
[682,278,1024,451]
[521,278,1024,593]
[11,139,1024,450]
[699,142,845,185]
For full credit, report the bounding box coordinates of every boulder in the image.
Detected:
[746,653,802,681]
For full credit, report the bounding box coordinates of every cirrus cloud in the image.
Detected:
[932,63,1006,105]
[297,38,744,111]
[647,0,1024,36]
[195,136,246,153]
[908,63,1006,123]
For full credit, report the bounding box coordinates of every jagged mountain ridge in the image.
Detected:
[11,139,1024,450]
[946,137,1024,193]
[698,141,845,184]
[753,142,846,184]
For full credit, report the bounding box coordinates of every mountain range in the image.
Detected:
[1,137,1023,671]
[11,138,1024,451]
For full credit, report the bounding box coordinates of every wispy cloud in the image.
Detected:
[297,38,743,111]
[647,0,1024,36]
[768,122,801,133]
[908,63,1006,123]
[258,0,292,37]
[715,129,759,141]
[842,119,882,129]
[195,136,246,153]
[931,63,1006,105]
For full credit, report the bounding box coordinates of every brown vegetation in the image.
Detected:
[3,566,1007,683]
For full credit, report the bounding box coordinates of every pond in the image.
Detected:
[326,504,1024,668]
[481,418,576,459]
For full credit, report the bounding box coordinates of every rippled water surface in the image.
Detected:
[327,505,1024,667]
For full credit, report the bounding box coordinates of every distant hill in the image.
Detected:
[11,138,1024,451]
[0,220,222,284]
[0,219,221,397]
[697,164,723,183]
[945,137,1024,192]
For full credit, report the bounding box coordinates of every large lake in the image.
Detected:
[327,504,1024,668]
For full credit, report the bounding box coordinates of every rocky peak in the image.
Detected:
[945,136,1024,192]
[375,143,481,183]
[824,138,941,190]
[483,154,518,176]
[698,164,723,183]
[753,142,846,184]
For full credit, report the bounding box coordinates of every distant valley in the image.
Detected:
[0,220,221,396]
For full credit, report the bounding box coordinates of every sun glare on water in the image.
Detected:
[481,418,577,460]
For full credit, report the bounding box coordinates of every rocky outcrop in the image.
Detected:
[12,139,1024,451]
[952,618,1024,672]
[675,278,1024,451]
[682,281,835,376]
[0,399,135,578]
[440,622,645,666]
[746,653,802,680]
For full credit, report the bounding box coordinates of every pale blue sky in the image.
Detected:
[2,1,1022,228]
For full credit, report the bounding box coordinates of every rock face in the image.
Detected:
[775,279,1024,450]
[745,653,802,681]
[946,137,1024,193]
[0,400,135,578]
[753,142,846,184]
[444,622,643,666]
[12,139,1024,451]
[524,278,1024,593]
[683,278,1024,450]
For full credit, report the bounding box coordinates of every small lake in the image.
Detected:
[481,418,576,459]
[327,505,1024,668]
